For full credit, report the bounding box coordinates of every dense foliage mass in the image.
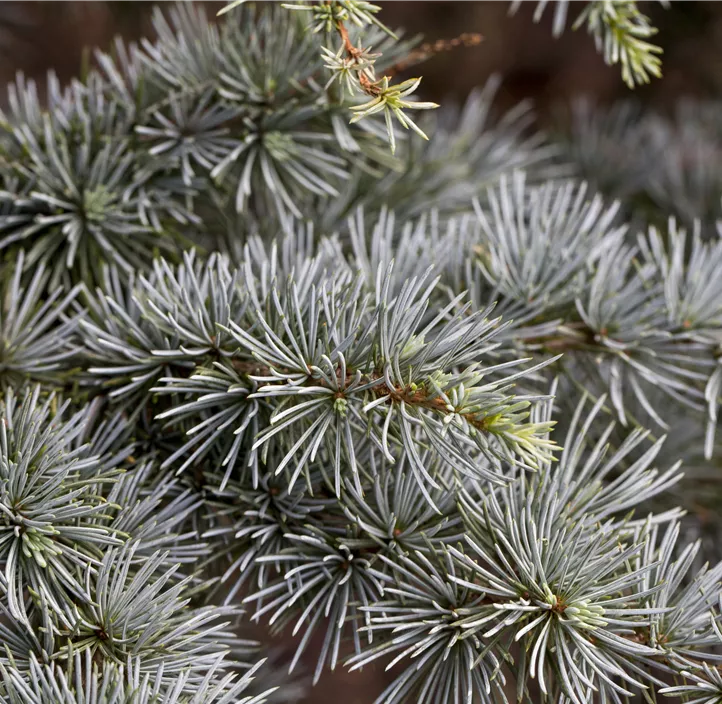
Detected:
[0,2,721,703]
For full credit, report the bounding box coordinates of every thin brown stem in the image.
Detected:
[231,357,509,435]
[334,17,382,96]
[386,33,484,77]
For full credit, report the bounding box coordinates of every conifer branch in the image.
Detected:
[0,2,720,702]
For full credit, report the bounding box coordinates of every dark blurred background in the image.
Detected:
[2,1,722,119]
[2,2,719,702]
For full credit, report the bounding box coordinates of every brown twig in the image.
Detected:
[231,358,506,435]
[334,17,382,96]
[386,33,484,77]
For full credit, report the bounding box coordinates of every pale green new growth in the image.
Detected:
[349,76,439,154]
[512,0,667,87]
[225,0,441,153]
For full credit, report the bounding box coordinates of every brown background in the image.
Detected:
[2,1,722,117]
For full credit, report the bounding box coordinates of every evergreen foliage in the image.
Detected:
[0,2,721,703]
[511,0,668,88]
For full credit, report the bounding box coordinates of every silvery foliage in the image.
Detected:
[511,0,667,88]
[560,97,722,234]
[0,652,272,704]
[0,2,722,703]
